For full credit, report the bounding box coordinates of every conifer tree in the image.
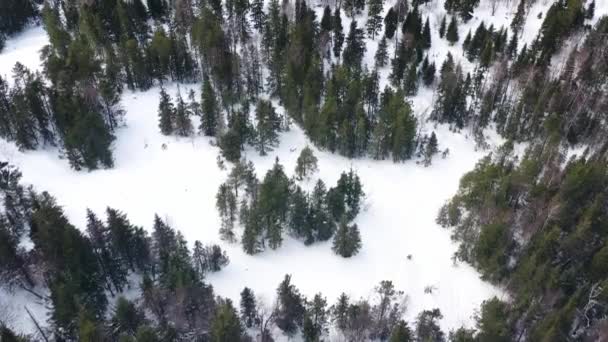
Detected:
[303,294,329,342]
[367,0,384,39]
[332,218,362,257]
[439,16,447,38]
[333,8,345,59]
[275,275,306,336]
[201,77,219,136]
[254,99,281,155]
[511,0,526,33]
[424,132,439,166]
[422,18,432,49]
[446,16,459,44]
[321,6,332,33]
[384,8,398,39]
[390,321,414,342]
[174,91,193,137]
[240,287,257,328]
[375,37,389,67]
[211,300,245,342]
[295,146,319,181]
[251,0,265,31]
[343,21,366,70]
[158,87,175,135]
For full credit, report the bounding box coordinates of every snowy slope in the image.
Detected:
[2,0,606,338]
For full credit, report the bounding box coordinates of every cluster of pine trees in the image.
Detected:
[216,154,365,257]
[0,162,232,340]
[0,0,38,51]
[1,160,514,341]
[437,15,608,336]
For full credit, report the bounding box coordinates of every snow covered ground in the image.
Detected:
[0,26,506,338]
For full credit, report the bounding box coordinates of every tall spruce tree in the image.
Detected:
[158,87,175,135]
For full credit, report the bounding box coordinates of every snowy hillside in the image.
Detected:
[1,0,607,339]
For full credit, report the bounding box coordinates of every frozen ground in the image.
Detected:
[0,33,503,339]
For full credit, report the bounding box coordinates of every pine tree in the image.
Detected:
[586,0,595,19]
[201,77,219,136]
[424,132,439,166]
[251,0,265,31]
[158,87,175,135]
[174,91,193,137]
[367,0,384,39]
[439,16,447,38]
[390,320,413,342]
[404,65,419,95]
[332,218,362,257]
[384,8,398,39]
[303,294,329,342]
[211,300,245,342]
[321,6,332,33]
[422,18,432,49]
[375,37,389,67]
[511,0,526,34]
[422,57,436,86]
[343,21,366,70]
[295,146,319,181]
[446,16,459,44]
[415,309,445,342]
[333,8,345,59]
[240,287,257,328]
[275,275,306,336]
[254,99,281,155]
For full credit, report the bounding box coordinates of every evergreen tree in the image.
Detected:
[439,16,447,38]
[251,0,266,31]
[384,8,398,40]
[321,6,332,33]
[295,146,319,181]
[446,16,459,44]
[367,0,384,39]
[201,77,220,136]
[158,87,175,135]
[275,274,306,336]
[422,58,436,86]
[343,21,366,70]
[111,297,146,339]
[174,91,193,137]
[211,300,245,342]
[375,37,389,67]
[303,294,329,342]
[422,18,432,49]
[332,218,362,257]
[415,309,445,342]
[333,8,345,59]
[254,99,281,155]
[511,0,526,33]
[390,320,414,341]
[240,287,257,328]
[423,132,439,166]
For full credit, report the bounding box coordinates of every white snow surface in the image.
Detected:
[8,0,608,336]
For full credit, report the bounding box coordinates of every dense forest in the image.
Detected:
[1,0,607,339]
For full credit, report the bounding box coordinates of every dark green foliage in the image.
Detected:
[384,8,398,39]
[536,0,584,63]
[333,8,345,58]
[0,0,38,40]
[343,21,366,70]
[422,18,432,49]
[511,0,526,33]
[321,6,332,33]
[432,54,468,128]
[439,16,447,38]
[389,320,413,342]
[210,300,245,342]
[375,37,389,68]
[240,287,257,328]
[415,309,445,342]
[111,297,146,339]
[29,193,107,339]
[446,16,459,44]
[475,298,510,342]
[295,146,319,180]
[158,87,175,135]
[254,99,281,155]
[275,274,306,336]
[303,294,329,342]
[445,0,480,21]
[174,91,194,137]
[367,0,384,39]
[201,77,220,136]
[332,219,362,257]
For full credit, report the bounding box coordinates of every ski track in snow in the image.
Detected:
[4,0,607,337]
